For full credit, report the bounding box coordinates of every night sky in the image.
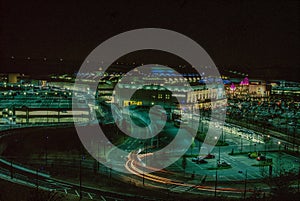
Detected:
[0,0,299,80]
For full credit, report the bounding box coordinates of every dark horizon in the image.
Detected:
[0,0,299,81]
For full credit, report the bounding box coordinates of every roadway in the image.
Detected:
[1,103,299,200]
[0,130,163,201]
[104,107,299,197]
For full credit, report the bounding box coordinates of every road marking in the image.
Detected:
[75,190,79,197]
[88,193,93,199]
[100,195,106,201]
[169,185,191,192]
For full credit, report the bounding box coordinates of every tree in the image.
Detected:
[264,171,298,200]
[190,138,196,155]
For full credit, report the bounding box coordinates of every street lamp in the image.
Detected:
[278,141,282,176]
[265,135,270,156]
[244,170,248,200]
[45,135,48,167]
[215,136,220,162]
[142,141,148,186]
[215,168,218,197]
[240,135,243,153]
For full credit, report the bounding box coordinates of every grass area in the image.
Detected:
[207,166,232,170]
[183,154,201,158]
[252,162,273,167]
[0,180,89,201]
[196,133,229,146]
[228,151,249,156]
[1,124,126,160]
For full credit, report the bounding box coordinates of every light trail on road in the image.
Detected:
[125,151,246,194]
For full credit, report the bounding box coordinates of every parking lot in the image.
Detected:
[0,87,90,124]
[183,150,299,182]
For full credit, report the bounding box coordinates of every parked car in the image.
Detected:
[256,155,266,161]
[196,159,208,164]
[204,154,215,159]
[217,161,230,167]
[192,157,208,164]
[248,152,261,159]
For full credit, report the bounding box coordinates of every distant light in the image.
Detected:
[230,83,236,91]
[60,58,63,61]
[11,56,14,59]
[240,77,249,85]
[278,141,281,145]
[43,58,47,61]
[27,57,30,60]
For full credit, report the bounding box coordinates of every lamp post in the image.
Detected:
[143,142,147,186]
[36,168,39,191]
[215,168,218,197]
[45,135,48,167]
[97,141,100,172]
[278,141,281,176]
[298,164,300,193]
[214,135,219,197]
[140,141,148,186]
[244,170,248,200]
[240,135,243,153]
[10,160,13,179]
[215,136,220,162]
[265,135,270,157]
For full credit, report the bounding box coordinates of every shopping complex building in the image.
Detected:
[0,67,299,126]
